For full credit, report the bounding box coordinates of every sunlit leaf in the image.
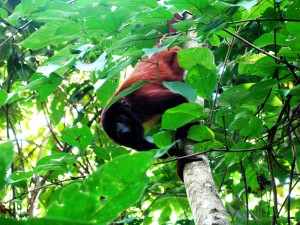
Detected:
[61,125,93,151]
[178,47,216,72]
[47,153,153,224]
[186,65,217,100]
[0,89,8,107]
[0,141,14,190]
[19,22,82,50]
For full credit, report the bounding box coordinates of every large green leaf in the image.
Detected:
[165,0,212,11]
[47,153,153,224]
[240,79,278,106]
[240,116,263,138]
[34,153,76,173]
[286,0,300,35]
[163,81,197,102]
[98,10,132,33]
[253,33,286,47]
[96,78,119,107]
[218,83,252,106]
[19,21,82,50]
[21,0,47,15]
[50,91,66,125]
[18,73,62,101]
[161,103,204,130]
[0,141,14,190]
[186,65,217,100]
[101,0,157,9]
[177,47,216,72]
[75,52,106,71]
[187,125,215,141]
[0,217,93,225]
[153,131,173,148]
[133,7,173,24]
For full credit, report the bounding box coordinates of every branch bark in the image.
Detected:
[181,12,230,225]
[183,142,230,225]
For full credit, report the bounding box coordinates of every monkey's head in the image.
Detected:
[101,98,146,148]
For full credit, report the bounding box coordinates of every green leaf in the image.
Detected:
[224,142,253,166]
[34,153,76,173]
[19,21,82,50]
[153,131,173,148]
[47,153,153,224]
[0,141,14,190]
[99,10,132,33]
[235,0,257,11]
[188,125,215,141]
[106,57,135,78]
[177,47,216,72]
[289,84,300,96]
[240,117,263,138]
[101,0,157,9]
[0,8,8,18]
[163,81,197,102]
[143,46,169,58]
[110,146,131,159]
[21,0,47,15]
[133,7,173,24]
[241,79,278,106]
[0,89,8,107]
[7,171,34,184]
[208,33,221,47]
[286,0,300,35]
[105,81,147,109]
[18,73,62,101]
[203,19,227,37]
[216,108,235,128]
[96,78,119,107]
[34,10,77,23]
[0,217,93,225]
[75,52,106,71]
[91,146,111,161]
[194,140,224,152]
[165,0,212,11]
[228,116,249,132]
[37,57,76,77]
[253,33,286,48]
[161,103,203,130]
[186,65,217,100]
[171,19,195,32]
[250,56,279,77]
[108,34,153,52]
[61,125,93,151]
[50,91,66,125]
[218,83,252,106]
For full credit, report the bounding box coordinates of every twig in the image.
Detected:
[0,20,32,48]
[228,18,300,24]
[222,28,300,71]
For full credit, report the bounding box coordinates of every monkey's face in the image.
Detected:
[101,98,145,147]
[114,114,132,141]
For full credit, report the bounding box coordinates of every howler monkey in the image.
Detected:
[101,47,200,180]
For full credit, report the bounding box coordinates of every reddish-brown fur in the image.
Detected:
[101,47,199,180]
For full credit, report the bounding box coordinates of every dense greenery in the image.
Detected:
[0,0,299,224]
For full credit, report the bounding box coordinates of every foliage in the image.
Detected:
[0,0,299,224]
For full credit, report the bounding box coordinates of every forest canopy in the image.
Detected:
[0,0,300,224]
